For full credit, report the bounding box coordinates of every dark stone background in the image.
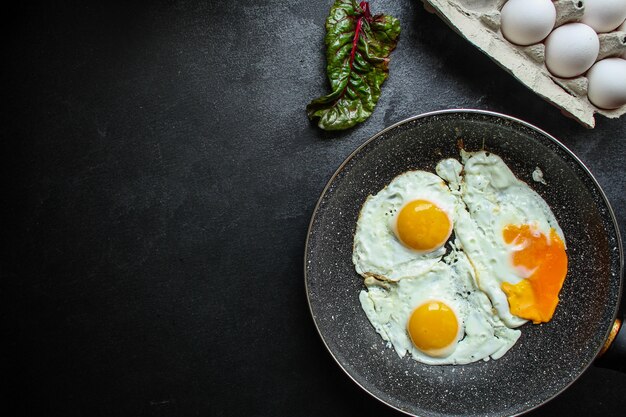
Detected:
[3,1,625,416]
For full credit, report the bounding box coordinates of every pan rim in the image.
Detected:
[303,108,624,417]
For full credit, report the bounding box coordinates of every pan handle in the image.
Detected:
[596,314,626,372]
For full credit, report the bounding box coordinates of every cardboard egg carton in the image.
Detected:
[422,0,626,127]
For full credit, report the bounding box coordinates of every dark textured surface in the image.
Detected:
[3,1,625,416]
[305,111,622,417]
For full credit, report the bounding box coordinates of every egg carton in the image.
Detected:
[422,0,626,128]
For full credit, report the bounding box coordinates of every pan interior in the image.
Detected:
[305,112,622,417]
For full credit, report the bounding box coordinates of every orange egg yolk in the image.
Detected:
[407,301,458,356]
[395,200,452,252]
[500,224,568,324]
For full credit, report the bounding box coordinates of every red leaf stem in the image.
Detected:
[349,2,373,71]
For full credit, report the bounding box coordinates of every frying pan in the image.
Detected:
[305,110,624,417]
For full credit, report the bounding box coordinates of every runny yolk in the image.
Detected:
[500,224,568,324]
[407,301,458,357]
[395,200,452,252]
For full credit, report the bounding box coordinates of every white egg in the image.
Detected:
[545,23,600,78]
[500,0,556,46]
[353,170,457,282]
[359,248,521,365]
[437,151,567,328]
[587,58,626,109]
[581,0,626,33]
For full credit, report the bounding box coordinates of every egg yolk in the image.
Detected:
[407,301,458,356]
[501,224,568,324]
[395,200,452,252]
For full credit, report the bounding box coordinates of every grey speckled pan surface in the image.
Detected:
[305,110,623,417]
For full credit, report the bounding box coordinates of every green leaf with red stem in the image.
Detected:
[307,0,401,131]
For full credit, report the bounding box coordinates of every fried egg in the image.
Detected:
[359,247,521,365]
[355,150,568,366]
[437,151,568,326]
[352,171,457,281]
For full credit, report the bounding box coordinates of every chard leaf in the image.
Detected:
[307,0,401,131]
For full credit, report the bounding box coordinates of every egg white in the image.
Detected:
[359,247,521,365]
[352,170,458,282]
[437,151,566,328]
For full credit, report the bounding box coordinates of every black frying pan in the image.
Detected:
[305,110,624,417]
